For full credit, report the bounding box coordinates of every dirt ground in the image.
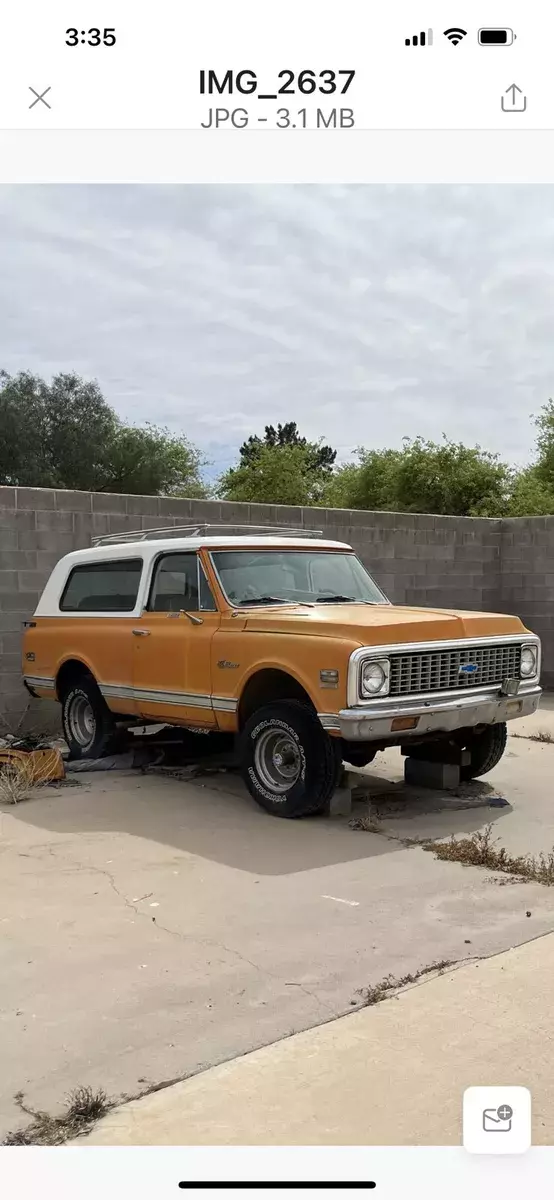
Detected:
[2,701,554,1141]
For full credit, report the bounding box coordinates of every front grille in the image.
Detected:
[388,643,522,697]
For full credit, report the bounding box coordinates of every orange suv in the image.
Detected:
[22,524,541,817]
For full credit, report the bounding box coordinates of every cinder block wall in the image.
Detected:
[500,516,554,688]
[0,485,506,731]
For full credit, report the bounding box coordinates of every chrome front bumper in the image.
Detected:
[320,684,542,742]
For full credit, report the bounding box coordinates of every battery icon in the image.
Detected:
[478,28,515,45]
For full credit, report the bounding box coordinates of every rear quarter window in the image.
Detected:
[59,558,143,613]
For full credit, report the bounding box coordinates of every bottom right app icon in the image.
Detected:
[463,1086,531,1153]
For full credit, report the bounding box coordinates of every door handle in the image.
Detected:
[132,628,151,637]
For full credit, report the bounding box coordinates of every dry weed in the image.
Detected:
[358,960,454,1007]
[3,1087,112,1146]
[512,729,554,744]
[0,749,64,804]
[349,813,383,833]
[0,756,36,804]
[425,824,554,885]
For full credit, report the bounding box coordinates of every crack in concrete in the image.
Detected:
[26,842,333,1018]
[99,865,333,1016]
[11,929,554,1147]
[6,830,554,1145]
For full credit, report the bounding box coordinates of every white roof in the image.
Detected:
[60,535,352,563]
[34,535,354,615]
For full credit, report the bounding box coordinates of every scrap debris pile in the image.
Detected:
[0,734,66,800]
[0,726,237,797]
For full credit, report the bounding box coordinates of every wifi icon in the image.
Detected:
[444,27,467,45]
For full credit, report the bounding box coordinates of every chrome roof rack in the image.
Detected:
[91,523,324,547]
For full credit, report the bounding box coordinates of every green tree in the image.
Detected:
[218,442,324,506]
[0,370,206,496]
[506,468,554,516]
[97,423,206,497]
[393,437,512,517]
[334,448,405,512]
[318,461,365,510]
[0,370,116,490]
[532,399,554,490]
[500,400,554,515]
[238,422,336,476]
[322,437,512,517]
[221,422,337,506]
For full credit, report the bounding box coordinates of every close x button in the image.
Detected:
[28,86,52,109]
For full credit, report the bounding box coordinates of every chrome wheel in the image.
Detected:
[254,727,302,793]
[68,694,96,749]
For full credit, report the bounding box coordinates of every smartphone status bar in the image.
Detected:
[0,1,551,130]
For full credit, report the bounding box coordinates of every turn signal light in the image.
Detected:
[391,716,420,731]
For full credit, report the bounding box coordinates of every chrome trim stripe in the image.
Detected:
[136,689,212,708]
[24,674,56,690]
[98,683,238,713]
[318,713,342,733]
[100,685,211,708]
[347,634,541,708]
[212,697,239,712]
[100,683,135,699]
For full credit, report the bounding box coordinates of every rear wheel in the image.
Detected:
[404,723,509,781]
[60,674,116,760]
[240,700,342,818]
[460,722,508,782]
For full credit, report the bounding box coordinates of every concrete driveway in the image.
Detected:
[2,704,554,1140]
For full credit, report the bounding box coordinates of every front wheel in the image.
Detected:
[240,700,342,818]
[460,722,508,782]
[61,674,116,760]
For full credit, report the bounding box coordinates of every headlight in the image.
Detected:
[520,645,538,678]
[361,658,390,698]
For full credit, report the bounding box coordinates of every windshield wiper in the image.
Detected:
[237,596,292,606]
[313,595,380,605]
[314,594,357,604]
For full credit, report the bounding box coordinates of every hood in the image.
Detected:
[241,603,528,646]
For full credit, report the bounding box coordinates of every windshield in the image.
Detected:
[210,550,389,607]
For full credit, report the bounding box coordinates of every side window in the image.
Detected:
[149,553,199,612]
[60,558,143,613]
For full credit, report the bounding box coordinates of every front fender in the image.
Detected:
[212,628,353,716]
[237,658,321,709]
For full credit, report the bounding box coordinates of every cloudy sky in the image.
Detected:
[1,184,554,479]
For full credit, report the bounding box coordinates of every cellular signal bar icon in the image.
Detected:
[405,29,433,46]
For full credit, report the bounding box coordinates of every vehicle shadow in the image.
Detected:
[348,766,513,844]
[8,755,513,877]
